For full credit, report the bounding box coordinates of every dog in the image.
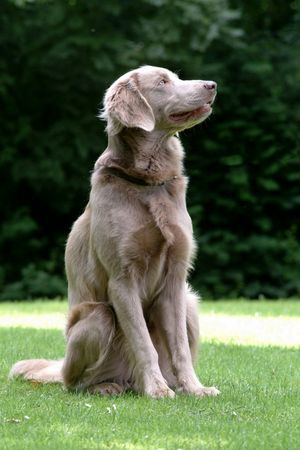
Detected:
[10,66,220,398]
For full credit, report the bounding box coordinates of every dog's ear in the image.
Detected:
[100,76,155,135]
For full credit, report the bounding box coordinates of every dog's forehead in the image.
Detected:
[113,66,178,86]
[137,65,178,81]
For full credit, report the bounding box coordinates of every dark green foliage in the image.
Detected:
[0,0,299,299]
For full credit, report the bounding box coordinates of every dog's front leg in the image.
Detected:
[155,274,220,397]
[108,279,175,398]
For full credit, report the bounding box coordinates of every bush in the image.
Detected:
[0,0,299,299]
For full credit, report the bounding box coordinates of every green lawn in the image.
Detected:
[0,300,299,450]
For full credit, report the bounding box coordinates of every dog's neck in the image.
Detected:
[99,128,184,185]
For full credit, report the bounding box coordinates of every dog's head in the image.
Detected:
[100,66,217,135]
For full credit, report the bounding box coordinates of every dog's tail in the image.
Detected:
[9,359,64,384]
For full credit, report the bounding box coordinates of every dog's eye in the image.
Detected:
[158,79,167,86]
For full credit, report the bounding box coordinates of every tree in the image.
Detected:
[0,0,299,299]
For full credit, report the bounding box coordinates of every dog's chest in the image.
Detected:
[144,188,193,249]
[128,192,194,299]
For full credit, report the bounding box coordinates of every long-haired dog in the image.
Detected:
[10,66,220,398]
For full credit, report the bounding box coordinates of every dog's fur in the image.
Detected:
[10,66,220,398]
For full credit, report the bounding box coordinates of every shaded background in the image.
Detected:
[0,0,299,300]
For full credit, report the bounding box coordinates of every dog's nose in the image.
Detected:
[204,81,217,90]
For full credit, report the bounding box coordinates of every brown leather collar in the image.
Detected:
[103,166,178,187]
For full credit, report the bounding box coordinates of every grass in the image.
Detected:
[0,300,299,450]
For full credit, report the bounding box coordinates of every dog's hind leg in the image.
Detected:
[62,303,115,390]
[87,382,125,396]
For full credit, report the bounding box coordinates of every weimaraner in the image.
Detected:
[10,66,220,398]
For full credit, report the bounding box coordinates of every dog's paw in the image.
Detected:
[177,382,221,397]
[88,382,125,396]
[193,386,221,397]
[145,381,175,399]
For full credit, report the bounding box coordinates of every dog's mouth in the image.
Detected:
[169,102,213,123]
